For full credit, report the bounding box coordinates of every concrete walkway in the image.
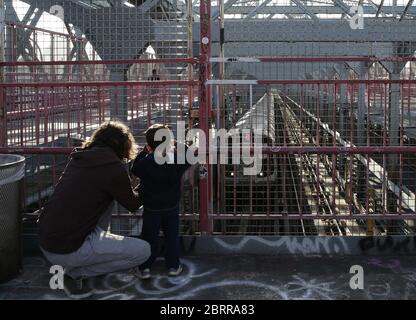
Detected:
[1,255,416,300]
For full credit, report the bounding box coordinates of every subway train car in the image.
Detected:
[225,91,278,183]
[221,91,281,225]
[217,90,316,235]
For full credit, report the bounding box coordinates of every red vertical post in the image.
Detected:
[199,0,212,234]
[0,0,5,147]
[0,85,5,147]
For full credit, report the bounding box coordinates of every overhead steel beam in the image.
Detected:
[290,0,319,21]
[17,7,43,61]
[6,1,46,71]
[365,0,379,8]
[158,0,199,18]
[177,0,200,18]
[191,19,416,42]
[206,5,415,15]
[17,0,154,61]
[62,25,93,80]
[332,0,352,17]
[376,0,384,17]
[243,0,273,20]
[15,1,416,46]
[400,0,415,21]
[205,42,396,82]
[212,0,240,20]
[140,0,161,12]
[111,0,125,6]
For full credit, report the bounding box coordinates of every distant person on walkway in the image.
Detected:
[148,69,161,112]
[38,121,150,299]
[148,68,161,82]
[131,124,192,279]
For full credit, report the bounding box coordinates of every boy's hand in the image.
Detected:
[136,146,149,161]
[131,175,140,189]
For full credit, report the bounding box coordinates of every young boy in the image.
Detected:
[132,124,192,278]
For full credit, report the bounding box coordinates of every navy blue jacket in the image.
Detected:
[131,147,192,211]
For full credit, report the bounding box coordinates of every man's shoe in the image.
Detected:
[138,268,152,280]
[168,265,183,277]
[63,275,93,300]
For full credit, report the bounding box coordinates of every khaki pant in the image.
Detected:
[41,205,150,279]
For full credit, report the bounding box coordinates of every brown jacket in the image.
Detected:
[39,147,140,254]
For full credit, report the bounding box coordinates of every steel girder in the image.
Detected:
[192,19,416,42]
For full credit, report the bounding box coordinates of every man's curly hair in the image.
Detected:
[83,121,138,160]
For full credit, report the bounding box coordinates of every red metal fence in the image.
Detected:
[1,1,416,237]
[1,77,416,236]
[207,81,416,236]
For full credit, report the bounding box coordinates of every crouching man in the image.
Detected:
[38,121,150,299]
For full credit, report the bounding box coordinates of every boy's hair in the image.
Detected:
[146,124,170,151]
[83,121,138,160]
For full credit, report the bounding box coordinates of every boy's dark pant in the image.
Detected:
[140,206,180,270]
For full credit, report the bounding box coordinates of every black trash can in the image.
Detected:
[0,155,25,283]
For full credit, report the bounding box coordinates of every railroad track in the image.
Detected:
[280,92,415,236]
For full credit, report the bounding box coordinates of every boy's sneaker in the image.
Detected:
[168,265,183,277]
[63,274,93,300]
[138,268,152,280]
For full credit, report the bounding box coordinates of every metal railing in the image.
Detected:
[1,1,416,237]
